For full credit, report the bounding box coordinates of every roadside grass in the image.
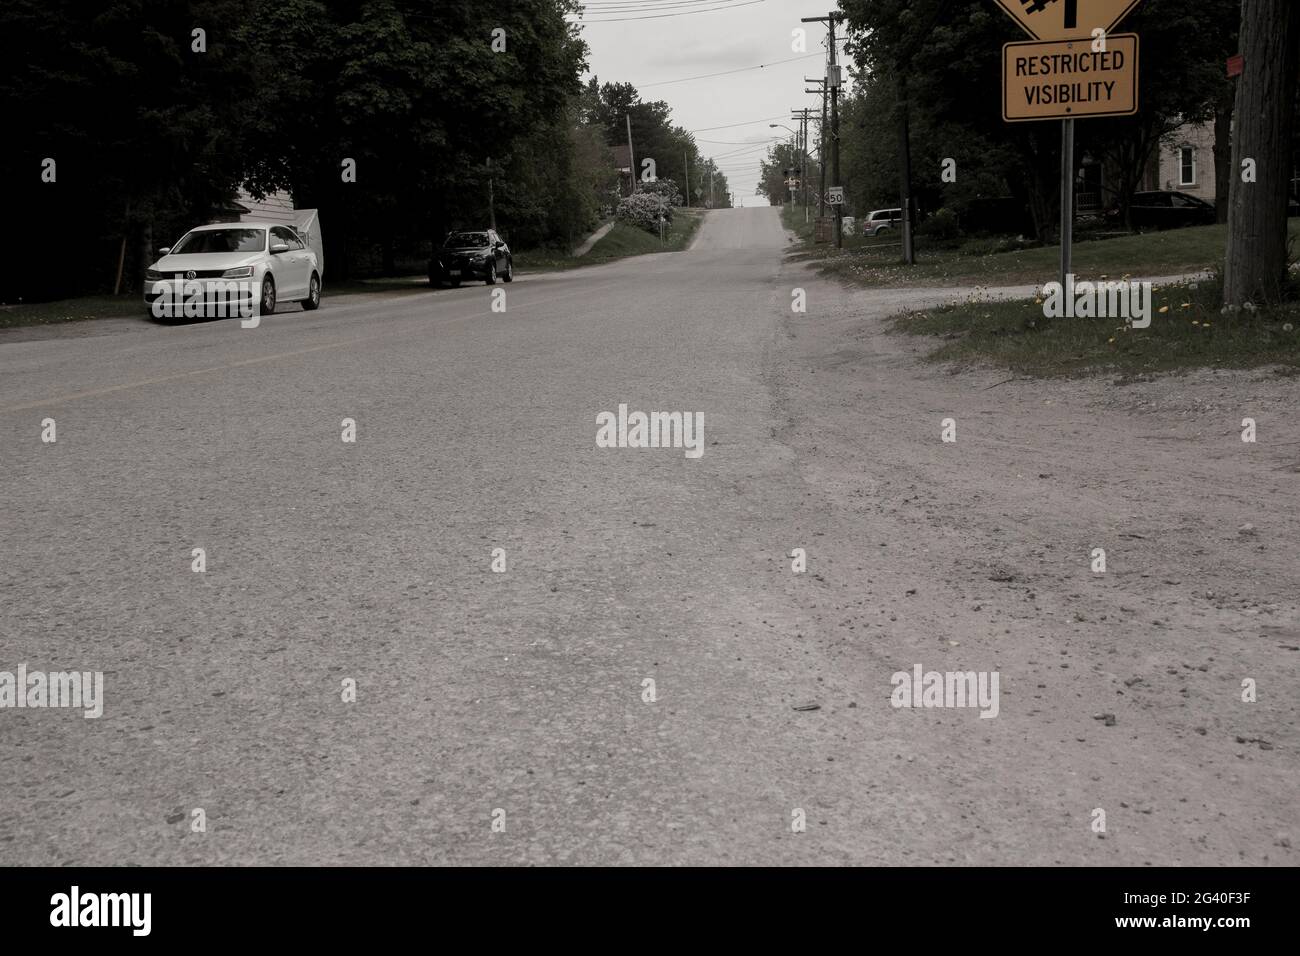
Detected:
[0,295,142,329]
[511,247,589,273]
[781,199,1300,288]
[0,211,709,330]
[517,208,705,273]
[889,276,1300,378]
[780,202,901,260]
[328,278,429,295]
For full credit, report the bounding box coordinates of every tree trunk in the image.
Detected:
[1016,130,1059,243]
[1213,97,1234,224]
[138,221,153,297]
[1224,0,1300,307]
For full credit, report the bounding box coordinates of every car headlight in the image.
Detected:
[222,266,255,279]
[145,268,162,281]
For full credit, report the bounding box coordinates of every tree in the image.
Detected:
[1224,0,1300,307]
[1083,0,1240,232]
[238,0,589,278]
[582,77,730,207]
[757,142,812,206]
[838,0,1244,243]
[0,0,260,299]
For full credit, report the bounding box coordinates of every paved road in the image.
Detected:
[2,207,1296,865]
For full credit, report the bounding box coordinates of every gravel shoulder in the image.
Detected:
[761,254,1300,863]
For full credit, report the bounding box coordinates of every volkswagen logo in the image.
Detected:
[185,270,196,280]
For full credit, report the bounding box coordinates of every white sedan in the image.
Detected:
[144,221,322,319]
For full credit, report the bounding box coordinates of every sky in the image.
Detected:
[573,0,851,207]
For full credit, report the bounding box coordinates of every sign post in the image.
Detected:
[1060,118,1074,289]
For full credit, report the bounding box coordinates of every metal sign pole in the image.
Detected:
[1060,117,1074,289]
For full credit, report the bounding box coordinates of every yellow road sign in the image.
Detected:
[994,0,1143,42]
[1003,34,1139,122]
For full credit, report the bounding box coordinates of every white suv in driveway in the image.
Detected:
[144,221,321,319]
[862,208,903,237]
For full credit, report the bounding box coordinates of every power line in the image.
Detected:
[687,114,787,133]
[579,0,746,7]
[580,0,746,5]
[639,53,819,88]
[574,0,765,23]
[578,0,758,9]
[711,141,778,159]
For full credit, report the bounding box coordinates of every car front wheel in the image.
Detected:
[485,261,497,285]
[302,272,321,310]
[502,257,513,282]
[259,276,276,316]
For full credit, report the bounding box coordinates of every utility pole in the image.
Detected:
[684,149,691,208]
[830,17,842,248]
[792,107,816,224]
[803,13,845,248]
[807,76,827,223]
[795,110,806,221]
[898,76,914,265]
[486,157,496,231]
[626,114,637,195]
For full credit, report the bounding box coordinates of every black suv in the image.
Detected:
[430,230,513,286]
[1105,191,1216,230]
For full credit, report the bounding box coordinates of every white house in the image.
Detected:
[234,187,297,224]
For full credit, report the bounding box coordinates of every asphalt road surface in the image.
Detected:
[2,208,1297,865]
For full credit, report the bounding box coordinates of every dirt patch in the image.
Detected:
[760,256,1300,864]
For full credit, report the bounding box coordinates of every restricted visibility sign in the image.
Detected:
[1002,34,1138,122]
[994,0,1143,42]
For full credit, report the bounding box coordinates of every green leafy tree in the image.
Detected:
[839,0,1243,241]
[1,0,260,298]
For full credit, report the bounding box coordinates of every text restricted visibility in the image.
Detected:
[1003,34,1139,122]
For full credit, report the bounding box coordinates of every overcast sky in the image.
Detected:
[574,0,851,207]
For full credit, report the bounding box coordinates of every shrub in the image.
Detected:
[918,206,960,241]
[957,234,1036,257]
[640,177,682,207]
[617,192,673,234]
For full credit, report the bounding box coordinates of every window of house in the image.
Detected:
[1179,146,1196,187]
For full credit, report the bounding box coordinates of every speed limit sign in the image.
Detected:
[826,186,844,205]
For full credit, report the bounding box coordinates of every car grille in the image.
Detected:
[157,269,230,279]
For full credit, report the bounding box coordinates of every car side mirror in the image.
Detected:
[270,243,289,254]
[495,241,505,249]
[158,247,171,255]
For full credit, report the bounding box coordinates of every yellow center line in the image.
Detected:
[0,339,364,414]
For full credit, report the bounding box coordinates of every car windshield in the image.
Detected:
[171,229,266,254]
[445,233,489,248]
